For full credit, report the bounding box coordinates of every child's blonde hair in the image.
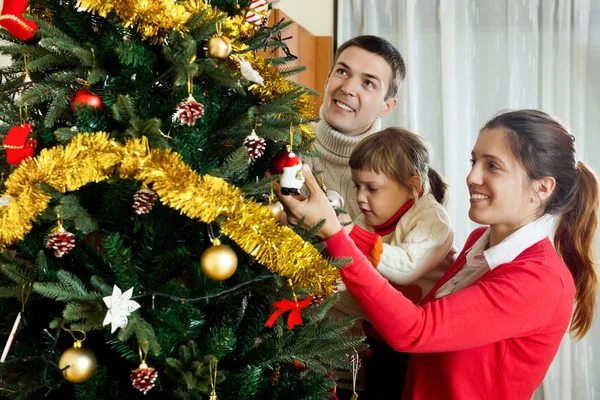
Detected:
[349,127,448,205]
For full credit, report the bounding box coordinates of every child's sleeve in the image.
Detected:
[350,206,453,286]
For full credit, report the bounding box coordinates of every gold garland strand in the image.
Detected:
[76,0,205,41]
[0,133,338,295]
[76,0,256,42]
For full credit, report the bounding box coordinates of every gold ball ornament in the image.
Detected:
[266,201,284,222]
[58,342,97,383]
[201,238,238,280]
[207,36,232,59]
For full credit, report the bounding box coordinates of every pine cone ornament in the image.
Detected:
[243,129,266,159]
[46,226,75,258]
[173,94,204,126]
[133,187,158,215]
[311,285,338,306]
[130,365,158,394]
[311,295,325,306]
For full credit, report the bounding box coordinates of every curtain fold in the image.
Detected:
[337,1,600,399]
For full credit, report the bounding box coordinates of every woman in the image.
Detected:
[276,110,599,399]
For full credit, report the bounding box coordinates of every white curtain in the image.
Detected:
[338,1,600,399]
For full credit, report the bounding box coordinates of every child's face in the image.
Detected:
[467,128,539,230]
[352,169,414,226]
[323,46,397,137]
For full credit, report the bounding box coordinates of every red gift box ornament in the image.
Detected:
[3,123,36,165]
[0,0,38,42]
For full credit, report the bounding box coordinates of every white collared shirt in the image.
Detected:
[435,214,558,299]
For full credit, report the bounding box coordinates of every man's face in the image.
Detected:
[323,46,397,136]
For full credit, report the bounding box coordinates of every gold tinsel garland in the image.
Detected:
[77,0,205,40]
[76,0,257,42]
[0,133,338,295]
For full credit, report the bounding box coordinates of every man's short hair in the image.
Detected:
[334,35,406,99]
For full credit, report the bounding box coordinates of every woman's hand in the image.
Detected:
[274,165,343,239]
[337,212,354,235]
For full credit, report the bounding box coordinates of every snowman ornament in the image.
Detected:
[279,151,304,195]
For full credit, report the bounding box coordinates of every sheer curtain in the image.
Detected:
[338,1,600,399]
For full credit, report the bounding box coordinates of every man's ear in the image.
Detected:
[324,74,331,92]
[408,175,422,196]
[378,97,398,118]
[532,176,556,203]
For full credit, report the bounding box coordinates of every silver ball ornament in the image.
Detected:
[326,190,345,209]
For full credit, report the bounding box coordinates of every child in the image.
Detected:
[332,127,454,398]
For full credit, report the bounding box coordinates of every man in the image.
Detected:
[304,35,406,400]
[306,35,406,219]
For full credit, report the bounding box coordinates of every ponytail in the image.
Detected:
[554,161,599,339]
[427,168,448,206]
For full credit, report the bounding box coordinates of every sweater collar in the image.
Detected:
[372,189,424,236]
[314,106,383,161]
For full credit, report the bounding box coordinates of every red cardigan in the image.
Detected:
[326,226,576,400]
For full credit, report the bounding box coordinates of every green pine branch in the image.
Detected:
[100,233,140,290]
[0,264,34,285]
[33,270,102,302]
[279,65,308,77]
[165,341,225,396]
[209,147,249,182]
[117,314,161,357]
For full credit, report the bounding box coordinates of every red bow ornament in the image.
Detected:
[0,0,38,42]
[265,297,313,330]
[3,123,36,164]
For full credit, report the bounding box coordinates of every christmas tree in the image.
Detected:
[0,1,363,398]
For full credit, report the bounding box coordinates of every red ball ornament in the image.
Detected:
[70,89,104,112]
[0,0,38,42]
[290,360,306,371]
[3,123,36,165]
[269,147,291,175]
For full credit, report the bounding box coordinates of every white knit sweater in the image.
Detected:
[334,193,454,318]
[303,107,382,220]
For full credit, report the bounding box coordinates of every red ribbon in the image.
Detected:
[265,297,312,330]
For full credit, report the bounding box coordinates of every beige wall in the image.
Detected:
[275,0,334,37]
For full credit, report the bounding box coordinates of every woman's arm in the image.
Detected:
[327,229,567,353]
